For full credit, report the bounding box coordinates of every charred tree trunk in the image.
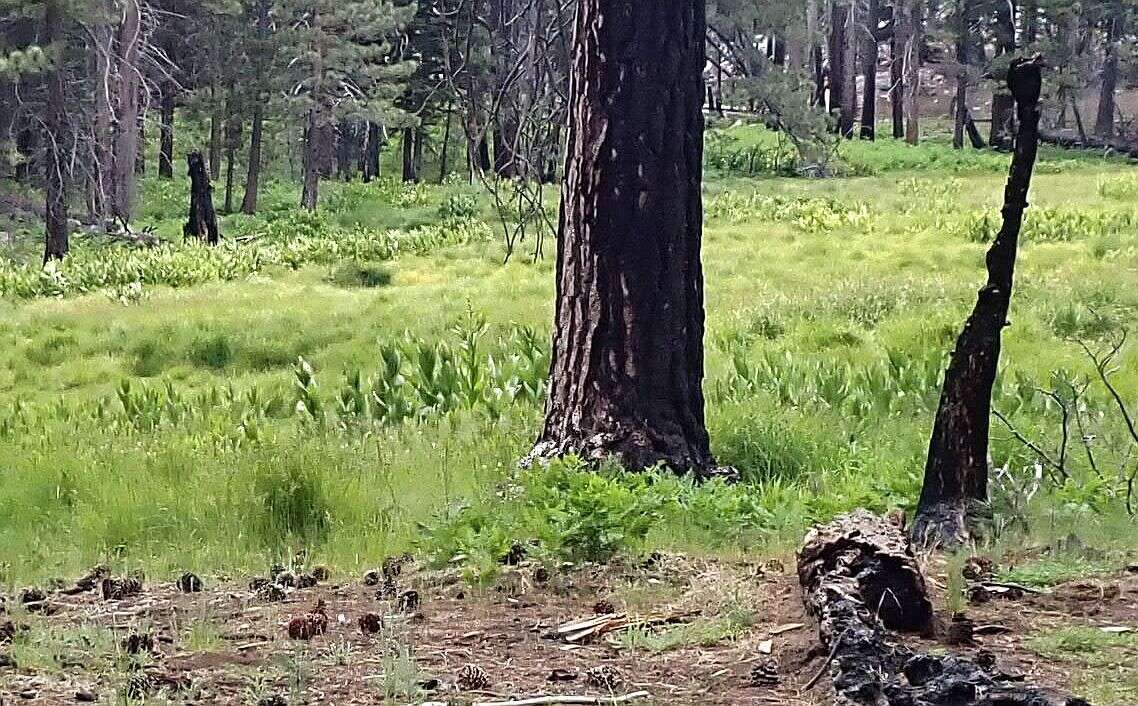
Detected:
[830,1,856,137]
[401,126,418,183]
[528,0,718,477]
[43,0,70,263]
[799,511,1084,705]
[158,81,175,179]
[890,33,905,138]
[964,112,986,148]
[859,0,879,140]
[1094,0,1124,139]
[363,122,382,183]
[240,105,263,214]
[438,106,452,183]
[913,58,1043,547]
[184,151,220,245]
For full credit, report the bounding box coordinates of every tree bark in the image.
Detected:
[988,0,1016,149]
[529,0,718,476]
[401,126,418,182]
[184,151,220,245]
[800,511,1083,705]
[830,1,856,137]
[241,105,263,214]
[889,31,905,138]
[111,0,141,223]
[158,81,175,179]
[903,0,921,144]
[223,114,241,214]
[363,121,382,183]
[1094,0,1124,138]
[438,106,452,183]
[91,16,114,223]
[859,0,879,140]
[43,0,69,263]
[301,106,323,211]
[208,100,222,181]
[913,58,1043,547]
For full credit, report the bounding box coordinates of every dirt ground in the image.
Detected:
[1,552,1135,705]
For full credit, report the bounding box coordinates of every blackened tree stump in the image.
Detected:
[797,511,1088,706]
[184,151,220,245]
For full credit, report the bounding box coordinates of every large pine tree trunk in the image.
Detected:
[111,0,142,223]
[529,0,717,476]
[913,59,1043,547]
[158,81,176,179]
[859,0,879,140]
[241,106,263,214]
[43,0,69,263]
[1094,0,1124,138]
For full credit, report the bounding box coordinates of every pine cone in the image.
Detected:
[584,665,624,689]
[101,577,143,601]
[457,663,491,691]
[362,569,381,586]
[749,659,779,687]
[592,599,615,615]
[358,612,383,634]
[122,631,155,655]
[256,582,287,602]
[287,601,329,641]
[396,590,421,613]
[176,572,203,593]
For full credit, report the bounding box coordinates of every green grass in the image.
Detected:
[0,126,1137,585]
[1028,626,1138,705]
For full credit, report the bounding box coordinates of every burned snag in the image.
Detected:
[912,57,1044,547]
[184,151,220,245]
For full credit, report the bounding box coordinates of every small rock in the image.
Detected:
[457,663,491,691]
[176,572,203,593]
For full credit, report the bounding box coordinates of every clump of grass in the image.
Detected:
[328,260,392,288]
[999,557,1114,588]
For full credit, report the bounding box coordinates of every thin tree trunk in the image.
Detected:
[111,0,141,223]
[158,81,175,179]
[529,0,718,477]
[135,110,145,176]
[913,58,1043,547]
[43,0,69,263]
[208,101,222,180]
[860,0,879,140]
[903,0,921,144]
[223,116,240,214]
[438,105,452,183]
[830,1,856,136]
[402,126,417,182]
[1094,0,1124,138]
[240,106,263,214]
[92,18,113,223]
[890,32,905,138]
[184,150,220,245]
[988,0,1016,148]
[301,106,322,211]
[363,121,381,183]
